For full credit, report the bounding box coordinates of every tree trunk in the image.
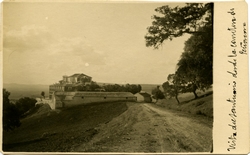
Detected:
[192,83,198,99]
[175,95,180,104]
[193,90,198,99]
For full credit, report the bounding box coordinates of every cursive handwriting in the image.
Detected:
[227,81,237,151]
[239,22,248,55]
[227,8,237,47]
[227,59,237,78]
[227,8,237,151]
[227,133,237,151]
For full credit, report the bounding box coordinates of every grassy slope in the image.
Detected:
[3,102,128,152]
[156,91,213,118]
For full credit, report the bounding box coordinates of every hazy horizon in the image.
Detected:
[3,2,190,85]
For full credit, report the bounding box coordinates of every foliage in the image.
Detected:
[103,84,141,94]
[15,97,37,116]
[86,81,101,91]
[75,81,101,91]
[3,89,21,131]
[174,18,213,99]
[146,3,213,100]
[145,3,213,48]
[162,74,183,104]
[151,86,165,100]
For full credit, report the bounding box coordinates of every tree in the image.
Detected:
[41,91,45,99]
[151,86,165,101]
[102,83,141,94]
[3,89,21,131]
[89,81,101,91]
[145,3,213,48]
[15,97,37,116]
[146,3,213,99]
[129,84,141,94]
[138,84,142,92]
[162,74,183,104]
[176,24,213,99]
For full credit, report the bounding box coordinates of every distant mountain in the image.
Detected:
[3,83,49,99]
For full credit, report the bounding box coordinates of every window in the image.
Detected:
[104,97,106,99]
[81,96,84,99]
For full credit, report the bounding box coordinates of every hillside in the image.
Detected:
[3,102,128,152]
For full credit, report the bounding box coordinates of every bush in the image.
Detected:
[16,97,37,116]
[152,86,165,100]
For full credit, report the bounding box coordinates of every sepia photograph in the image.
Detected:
[2,1,216,153]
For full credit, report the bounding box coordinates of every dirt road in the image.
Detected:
[74,102,213,153]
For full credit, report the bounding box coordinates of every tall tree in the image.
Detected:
[146,3,213,99]
[145,3,213,48]
[3,89,21,131]
[176,23,213,99]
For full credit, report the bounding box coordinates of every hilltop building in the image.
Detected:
[49,73,92,99]
[46,73,136,109]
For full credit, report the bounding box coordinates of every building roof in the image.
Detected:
[69,73,91,78]
[137,92,151,98]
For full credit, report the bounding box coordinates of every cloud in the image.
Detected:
[3,25,52,52]
[3,25,107,84]
[48,37,106,66]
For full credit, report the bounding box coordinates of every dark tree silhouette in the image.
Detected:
[145,3,213,48]
[175,22,213,99]
[151,86,165,101]
[146,3,213,99]
[3,89,21,131]
[41,91,45,98]
[162,74,183,104]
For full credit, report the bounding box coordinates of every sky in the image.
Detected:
[3,2,190,85]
